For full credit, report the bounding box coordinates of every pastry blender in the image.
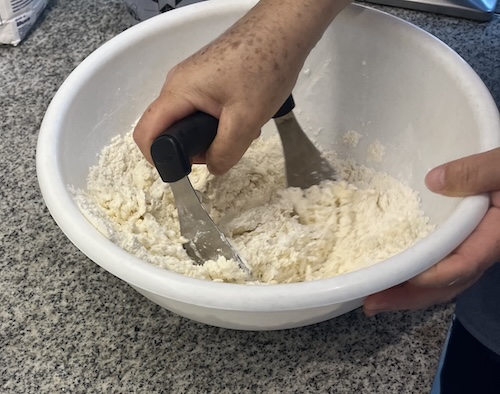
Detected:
[150,95,335,269]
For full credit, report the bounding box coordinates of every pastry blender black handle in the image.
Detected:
[151,95,295,183]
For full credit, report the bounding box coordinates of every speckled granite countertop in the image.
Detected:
[1,1,499,393]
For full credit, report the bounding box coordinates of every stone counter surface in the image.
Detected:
[1,1,498,393]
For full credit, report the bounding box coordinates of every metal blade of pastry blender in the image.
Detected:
[170,177,245,267]
[273,95,337,189]
[149,96,310,268]
[150,113,249,272]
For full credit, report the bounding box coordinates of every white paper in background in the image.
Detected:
[123,0,206,22]
[0,0,48,46]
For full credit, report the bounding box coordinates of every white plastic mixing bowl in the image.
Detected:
[37,0,500,330]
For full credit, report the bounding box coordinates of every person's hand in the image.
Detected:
[133,0,350,175]
[364,148,500,316]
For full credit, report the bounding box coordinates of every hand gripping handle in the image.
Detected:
[151,95,295,182]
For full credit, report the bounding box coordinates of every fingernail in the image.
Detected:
[425,166,445,192]
[364,309,384,317]
[364,310,377,317]
[364,299,389,317]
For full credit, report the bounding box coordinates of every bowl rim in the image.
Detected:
[37,1,500,311]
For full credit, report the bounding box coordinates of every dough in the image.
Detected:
[72,132,434,284]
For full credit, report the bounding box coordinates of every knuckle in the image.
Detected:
[449,160,479,191]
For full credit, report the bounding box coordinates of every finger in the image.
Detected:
[409,205,500,287]
[409,254,479,288]
[425,148,500,197]
[363,278,478,317]
[491,189,500,207]
[133,92,197,164]
[205,107,262,175]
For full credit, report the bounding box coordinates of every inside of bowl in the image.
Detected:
[291,8,489,225]
[57,3,490,228]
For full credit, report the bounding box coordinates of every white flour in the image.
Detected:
[72,132,434,284]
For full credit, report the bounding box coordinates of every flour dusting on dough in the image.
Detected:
[72,132,434,284]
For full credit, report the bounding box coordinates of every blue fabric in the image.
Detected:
[455,262,500,356]
[430,318,453,394]
[432,317,500,393]
[430,263,500,393]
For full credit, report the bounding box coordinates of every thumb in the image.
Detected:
[205,107,262,175]
[425,148,500,197]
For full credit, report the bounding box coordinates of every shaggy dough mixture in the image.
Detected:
[73,132,434,284]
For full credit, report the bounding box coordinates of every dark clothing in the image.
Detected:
[455,262,500,355]
[432,263,500,393]
[439,318,500,393]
